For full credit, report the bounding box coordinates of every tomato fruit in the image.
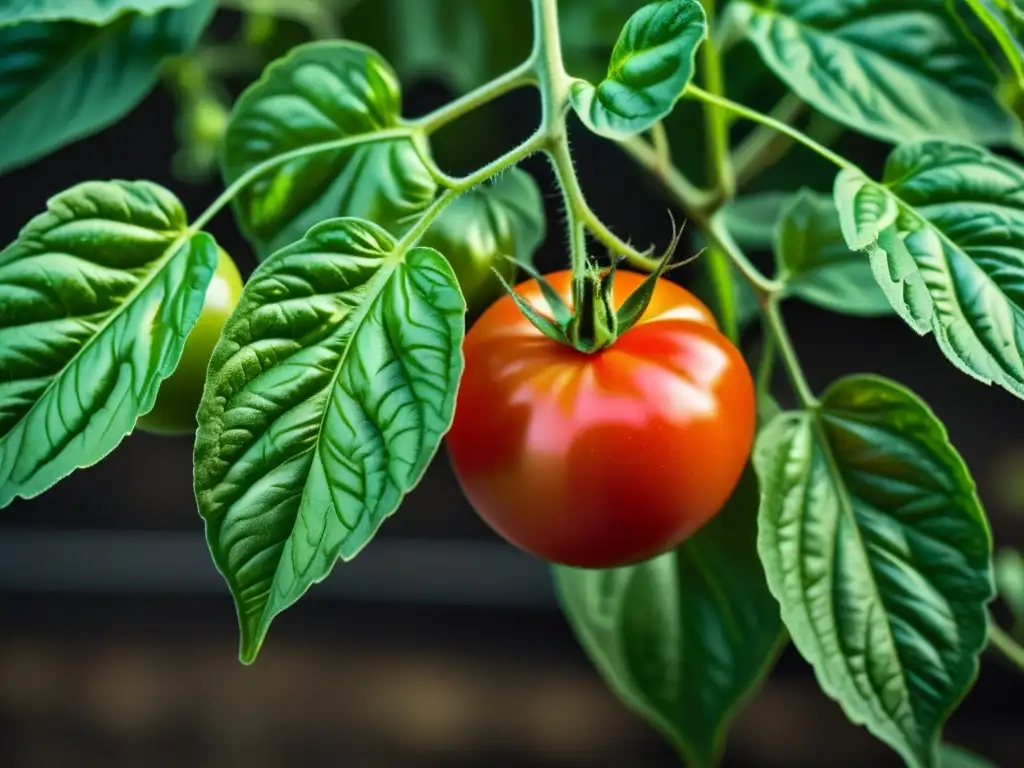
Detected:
[136,247,244,436]
[446,269,757,568]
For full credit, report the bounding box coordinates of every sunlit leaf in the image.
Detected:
[729,0,1017,144]
[834,141,1024,401]
[755,374,994,768]
[569,0,707,139]
[0,180,218,508]
[222,41,436,259]
[194,217,465,663]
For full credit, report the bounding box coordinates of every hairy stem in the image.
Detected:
[411,58,537,134]
[685,85,856,172]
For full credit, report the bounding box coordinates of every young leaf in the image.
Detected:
[0,180,219,509]
[222,41,436,260]
[0,0,215,174]
[962,0,1024,90]
[194,217,465,663]
[834,141,1024,401]
[754,375,994,768]
[728,0,1017,145]
[554,465,785,768]
[569,0,707,140]
[0,1,198,26]
[775,189,891,316]
[418,168,546,316]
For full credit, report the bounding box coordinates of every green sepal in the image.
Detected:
[490,266,570,344]
[567,260,619,353]
[615,222,685,336]
[499,253,573,327]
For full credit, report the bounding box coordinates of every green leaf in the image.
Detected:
[722,191,795,249]
[0,0,215,174]
[554,466,785,768]
[418,168,546,317]
[0,1,198,26]
[754,374,995,768]
[940,744,998,768]
[194,217,465,663]
[569,0,708,140]
[0,180,218,509]
[775,189,891,316]
[730,0,1017,145]
[834,141,1024,401]
[222,41,437,260]
[963,0,1024,90]
[995,547,1024,627]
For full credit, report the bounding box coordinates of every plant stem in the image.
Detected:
[699,0,735,203]
[411,58,537,134]
[650,121,671,172]
[705,245,739,343]
[989,617,1024,672]
[188,127,414,232]
[220,0,340,38]
[732,93,806,188]
[685,85,856,172]
[531,0,657,272]
[756,332,777,397]
[763,295,817,408]
[619,136,716,214]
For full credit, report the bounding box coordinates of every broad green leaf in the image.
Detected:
[0,1,197,26]
[569,0,708,139]
[418,168,546,317]
[941,744,998,767]
[722,191,794,249]
[834,141,1024,401]
[0,180,218,509]
[754,374,994,768]
[775,189,891,315]
[222,41,437,260]
[995,547,1024,626]
[729,0,1017,145]
[194,217,465,663]
[0,0,215,174]
[963,0,1024,90]
[554,466,785,768]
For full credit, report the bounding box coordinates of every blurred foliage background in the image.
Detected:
[1,1,1022,766]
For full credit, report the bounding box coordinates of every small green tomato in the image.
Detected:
[136,247,243,436]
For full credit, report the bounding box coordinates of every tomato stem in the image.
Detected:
[699,0,736,205]
[684,85,858,172]
[764,296,817,408]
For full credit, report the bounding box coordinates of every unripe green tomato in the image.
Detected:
[136,247,243,436]
[418,200,518,319]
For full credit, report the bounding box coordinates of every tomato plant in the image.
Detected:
[2,0,1024,766]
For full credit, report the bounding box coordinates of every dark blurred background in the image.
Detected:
[2,2,1023,766]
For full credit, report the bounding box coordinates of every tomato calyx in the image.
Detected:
[490,222,690,354]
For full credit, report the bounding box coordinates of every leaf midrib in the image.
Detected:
[808,410,924,759]
[255,246,406,637]
[0,223,191,453]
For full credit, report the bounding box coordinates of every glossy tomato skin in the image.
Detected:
[446,270,756,568]
[136,247,244,436]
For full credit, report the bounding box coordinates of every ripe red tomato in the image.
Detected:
[446,269,756,568]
